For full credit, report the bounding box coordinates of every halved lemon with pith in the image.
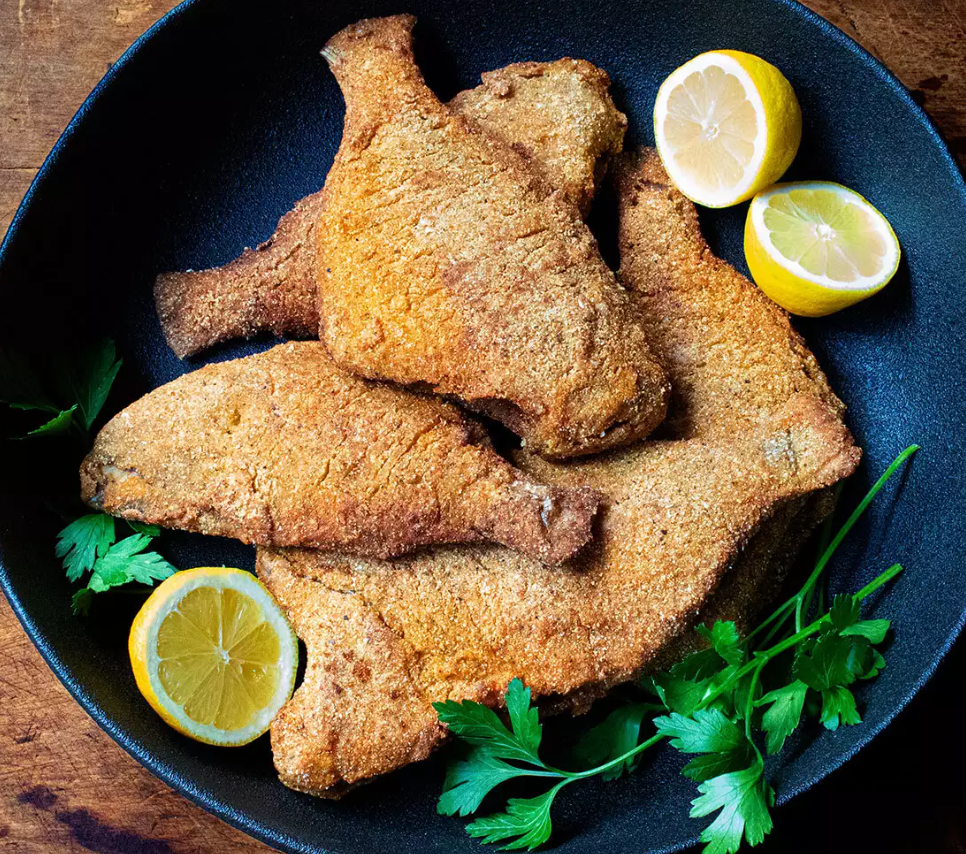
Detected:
[129,567,298,746]
[654,50,802,207]
[745,182,901,316]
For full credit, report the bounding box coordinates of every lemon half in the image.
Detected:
[129,567,298,746]
[654,50,802,208]
[745,182,901,316]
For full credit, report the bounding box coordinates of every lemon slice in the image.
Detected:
[129,567,298,746]
[744,182,901,316]
[653,50,802,207]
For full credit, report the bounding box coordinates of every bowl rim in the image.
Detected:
[1,1,965,852]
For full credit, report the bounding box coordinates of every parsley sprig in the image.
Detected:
[57,514,176,614]
[2,339,177,611]
[434,445,918,852]
[0,340,122,438]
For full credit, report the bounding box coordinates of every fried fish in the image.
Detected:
[613,148,841,440]
[79,342,598,564]
[155,58,628,359]
[259,398,857,796]
[317,15,668,458]
[256,147,859,797]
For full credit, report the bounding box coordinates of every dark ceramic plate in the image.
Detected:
[1,0,965,851]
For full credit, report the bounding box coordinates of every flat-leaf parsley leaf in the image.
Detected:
[57,513,175,614]
[435,446,918,853]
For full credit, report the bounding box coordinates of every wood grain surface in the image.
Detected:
[1,1,964,851]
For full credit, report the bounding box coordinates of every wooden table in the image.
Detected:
[1,1,964,851]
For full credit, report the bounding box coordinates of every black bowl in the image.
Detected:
[2,1,965,852]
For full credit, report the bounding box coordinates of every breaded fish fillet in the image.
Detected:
[613,148,841,439]
[259,398,857,796]
[317,15,668,458]
[79,342,598,564]
[155,58,627,359]
[613,147,842,641]
[256,149,860,797]
[449,59,627,215]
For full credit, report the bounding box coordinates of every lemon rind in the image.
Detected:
[749,181,901,293]
[137,568,298,747]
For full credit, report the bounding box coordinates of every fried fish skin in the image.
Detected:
[79,342,598,564]
[613,147,843,440]
[155,58,627,359]
[449,59,627,215]
[260,395,858,796]
[258,146,861,798]
[318,15,667,458]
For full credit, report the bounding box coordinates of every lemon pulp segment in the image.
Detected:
[129,567,297,746]
[157,586,283,731]
[745,182,900,316]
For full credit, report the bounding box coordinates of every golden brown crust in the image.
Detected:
[260,394,859,794]
[545,491,833,715]
[79,342,599,564]
[318,16,667,458]
[154,191,325,358]
[259,141,862,797]
[614,148,843,439]
[449,59,626,214]
[649,491,833,672]
[155,58,627,359]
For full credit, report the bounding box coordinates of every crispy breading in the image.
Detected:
[155,58,627,359]
[449,59,627,215]
[651,490,835,671]
[155,193,325,358]
[79,342,599,564]
[259,398,858,796]
[256,146,860,798]
[317,16,667,458]
[612,147,845,650]
[613,148,842,439]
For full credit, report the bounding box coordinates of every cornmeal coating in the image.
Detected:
[257,146,861,797]
[449,58,627,215]
[317,15,667,458]
[155,58,627,359]
[80,342,598,564]
[613,148,842,440]
[260,398,857,796]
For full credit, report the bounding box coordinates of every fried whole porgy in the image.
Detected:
[317,15,668,458]
[256,146,861,798]
[613,148,842,440]
[259,397,858,796]
[155,58,628,359]
[79,343,598,564]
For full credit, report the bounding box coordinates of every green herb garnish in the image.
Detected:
[0,340,121,439]
[2,339,175,611]
[434,445,918,852]
[56,513,175,615]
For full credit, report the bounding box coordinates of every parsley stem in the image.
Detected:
[705,563,904,708]
[512,768,573,780]
[744,445,918,647]
[744,660,766,742]
[800,481,844,623]
[853,562,904,601]
[794,445,918,630]
[757,600,796,650]
[566,733,666,780]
